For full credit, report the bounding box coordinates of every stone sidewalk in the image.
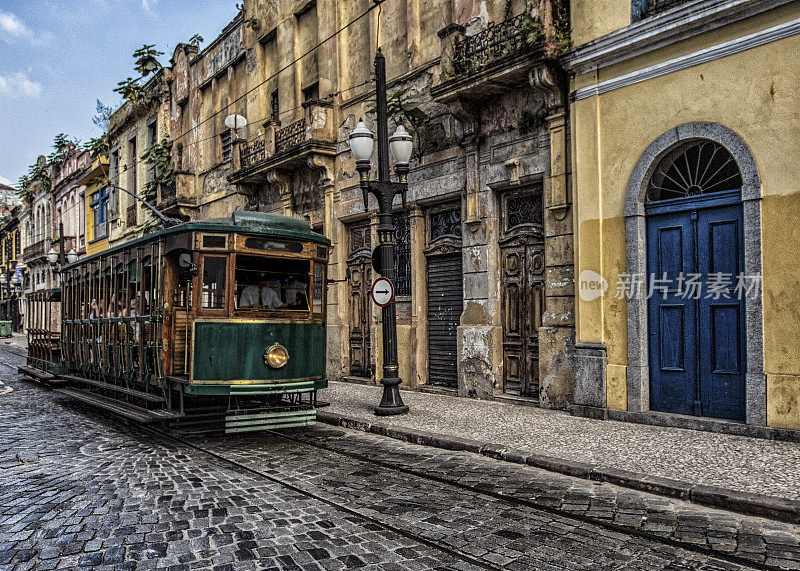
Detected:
[319,381,800,518]
[0,332,28,354]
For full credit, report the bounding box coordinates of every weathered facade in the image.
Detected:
[107,68,172,244]
[565,0,800,430]
[51,146,89,263]
[0,206,23,331]
[171,0,574,407]
[21,156,57,294]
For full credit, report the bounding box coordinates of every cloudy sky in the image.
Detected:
[0,0,236,187]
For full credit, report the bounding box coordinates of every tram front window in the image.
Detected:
[202,256,227,309]
[235,255,310,312]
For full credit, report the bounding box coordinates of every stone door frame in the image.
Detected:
[624,122,766,425]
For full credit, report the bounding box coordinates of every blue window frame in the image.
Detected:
[90,186,109,239]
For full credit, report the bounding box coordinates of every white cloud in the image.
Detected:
[0,11,33,42]
[0,175,15,187]
[0,72,42,98]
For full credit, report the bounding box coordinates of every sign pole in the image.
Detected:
[372,50,409,416]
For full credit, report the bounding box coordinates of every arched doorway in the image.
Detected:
[625,123,766,425]
[646,140,745,420]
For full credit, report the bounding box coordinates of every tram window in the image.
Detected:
[234,255,309,311]
[202,235,227,249]
[127,261,138,315]
[202,256,227,309]
[313,263,325,315]
[174,280,193,308]
[243,237,304,254]
[142,258,153,315]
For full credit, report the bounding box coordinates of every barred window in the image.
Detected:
[393,212,411,296]
[221,130,233,163]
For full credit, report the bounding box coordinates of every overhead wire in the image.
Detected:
[171,0,385,146]
[39,1,389,227]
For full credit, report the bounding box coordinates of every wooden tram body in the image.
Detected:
[21,211,330,433]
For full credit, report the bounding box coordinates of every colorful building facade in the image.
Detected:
[565,0,800,430]
[80,156,111,257]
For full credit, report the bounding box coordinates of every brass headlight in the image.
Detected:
[264,343,289,368]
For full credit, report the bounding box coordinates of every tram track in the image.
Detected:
[0,342,764,570]
[265,430,767,570]
[139,424,761,571]
[142,424,501,570]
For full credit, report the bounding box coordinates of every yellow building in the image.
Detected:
[565,0,800,431]
[80,156,111,257]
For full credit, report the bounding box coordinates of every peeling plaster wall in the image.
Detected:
[334,61,573,405]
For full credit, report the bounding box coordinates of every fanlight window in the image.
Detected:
[647,140,742,202]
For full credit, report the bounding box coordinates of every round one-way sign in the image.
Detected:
[371,277,395,307]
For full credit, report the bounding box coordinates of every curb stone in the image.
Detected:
[316,410,800,525]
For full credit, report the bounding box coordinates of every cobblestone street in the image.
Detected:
[0,344,791,570]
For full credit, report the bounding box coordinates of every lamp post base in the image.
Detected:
[374,376,409,416]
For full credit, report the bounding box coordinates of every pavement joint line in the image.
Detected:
[316,410,800,526]
[139,425,502,570]
[269,429,768,571]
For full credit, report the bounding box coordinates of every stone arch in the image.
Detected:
[624,122,766,425]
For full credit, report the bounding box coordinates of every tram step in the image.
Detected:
[18,365,56,382]
[224,409,316,433]
[61,375,166,404]
[54,388,184,423]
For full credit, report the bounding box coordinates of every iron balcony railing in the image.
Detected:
[23,239,46,261]
[632,0,693,21]
[275,118,306,154]
[452,13,531,76]
[240,133,267,169]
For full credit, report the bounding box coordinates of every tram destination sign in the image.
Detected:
[371,277,395,307]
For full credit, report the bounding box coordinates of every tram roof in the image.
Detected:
[62,211,330,270]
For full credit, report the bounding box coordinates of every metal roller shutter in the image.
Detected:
[426,253,462,388]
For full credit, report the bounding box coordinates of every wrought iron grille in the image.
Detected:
[452,14,531,76]
[393,213,411,296]
[430,208,462,241]
[275,118,306,154]
[239,134,266,169]
[506,193,542,230]
[349,223,371,253]
[647,140,742,202]
[632,0,693,21]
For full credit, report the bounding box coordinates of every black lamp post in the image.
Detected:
[348,49,412,416]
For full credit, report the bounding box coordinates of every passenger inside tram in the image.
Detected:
[234,255,310,311]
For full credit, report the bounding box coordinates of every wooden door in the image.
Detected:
[347,223,372,378]
[647,195,745,420]
[500,189,544,398]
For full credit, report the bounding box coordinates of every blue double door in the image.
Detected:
[646,191,746,420]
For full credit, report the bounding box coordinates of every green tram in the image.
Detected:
[20,211,330,433]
